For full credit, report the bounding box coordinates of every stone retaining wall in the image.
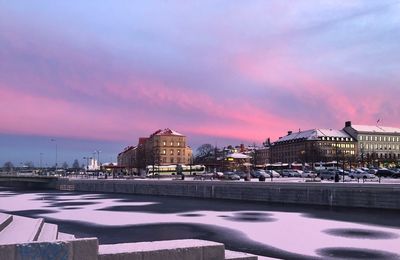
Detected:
[58,179,400,210]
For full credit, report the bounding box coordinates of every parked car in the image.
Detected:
[376,169,399,178]
[301,171,317,178]
[251,170,267,178]
[281,170,300,177]
[318,171,336,180]
[349,169,376,179]
[234,171,248,179]
[222,172,240,180]
[266,170,281,178]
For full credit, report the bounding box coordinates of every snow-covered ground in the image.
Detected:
[0,189,399,259]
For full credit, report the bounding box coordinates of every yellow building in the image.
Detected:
[144,129,193,166]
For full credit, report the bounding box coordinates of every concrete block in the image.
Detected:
[70,238,98,260]
[99,243,142,260]
[142,247,202,260]
[0,243,16,260]
[225,250,257,260]
[99,239,224,260]
[15,241,72,260]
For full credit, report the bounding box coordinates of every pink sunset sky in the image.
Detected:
[1,1,400,165]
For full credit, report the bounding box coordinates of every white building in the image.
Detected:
[343,121,400,163]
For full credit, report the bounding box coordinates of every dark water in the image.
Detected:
[1,187,400,259]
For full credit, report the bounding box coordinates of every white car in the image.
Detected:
[349,169,376,179]
[301,171,317,178]
[266,170,281,178]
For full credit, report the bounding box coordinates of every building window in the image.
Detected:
[163,141,166,146]
[170,158,174,163]
[177,149,181,155]
[162,149,166,155]
[162,157,166,163]
[170,149,174,155]
[177,142,181,146]
[170,141,174,146]
[177,157,181,163]
[359,136,363,141]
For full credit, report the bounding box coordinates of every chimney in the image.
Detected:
[345,121,352,127]
[287,131,293,135]
[267,138,271,145]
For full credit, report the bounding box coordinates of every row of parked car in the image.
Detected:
[198,167,400,181]
[318,168,400,180]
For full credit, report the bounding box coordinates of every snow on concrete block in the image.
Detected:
[99,250,142,260]
[141,247,203,260]
[0,243,16,260]
[70,238,98,260]
[224,250,258,260]
[99,239,224,260]
[15,241,72,260]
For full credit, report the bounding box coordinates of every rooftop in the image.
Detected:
[349,124,400,134]
[275,129,352,143]
[153,128,184,136]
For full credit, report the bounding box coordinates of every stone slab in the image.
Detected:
[99,239,225,260]
[225,250,258,260]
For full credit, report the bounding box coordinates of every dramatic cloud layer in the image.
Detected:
[1,1,400,164]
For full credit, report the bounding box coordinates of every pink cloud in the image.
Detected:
[0,85,153,141]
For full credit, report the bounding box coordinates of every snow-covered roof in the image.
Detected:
[350,125,400,134]
[226,152,251,159]
[275,129,352,143]
[154,128,184,136]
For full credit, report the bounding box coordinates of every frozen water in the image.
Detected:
[0,189,399,259]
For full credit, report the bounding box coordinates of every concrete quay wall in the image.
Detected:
[58,179,400,210]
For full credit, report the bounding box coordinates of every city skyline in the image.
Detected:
[1,1,400,164]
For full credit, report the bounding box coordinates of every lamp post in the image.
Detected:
[51,139,58,172]
[40,153,43,174]
[83,157,92,178]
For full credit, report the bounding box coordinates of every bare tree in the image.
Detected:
[72,159,80,170]
[3,161,14,173]
[195,144,214,164]
[62,162,69,169]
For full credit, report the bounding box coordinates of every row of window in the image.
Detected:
[365,153,400,159]
[360,143,400,151]
[160,157,187,164]
[161,149,184,156]
[157,140,184,147]
[325,150,355,155]
[359,135,400,142]
[329,143,355,148]
[320,136,353,142]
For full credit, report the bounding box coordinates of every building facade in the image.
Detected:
[144,129,192,166]
[270,129,357,164]
[343,121,400,164]
[118,129,193,173]
[117,146,137,174]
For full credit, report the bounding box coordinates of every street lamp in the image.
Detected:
[51,139,58,172]
[40,153,43,174]
[83,157,92,177]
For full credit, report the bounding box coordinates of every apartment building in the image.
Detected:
[270,129,357,163]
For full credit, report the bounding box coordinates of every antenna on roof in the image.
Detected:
[376,119,380,126]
